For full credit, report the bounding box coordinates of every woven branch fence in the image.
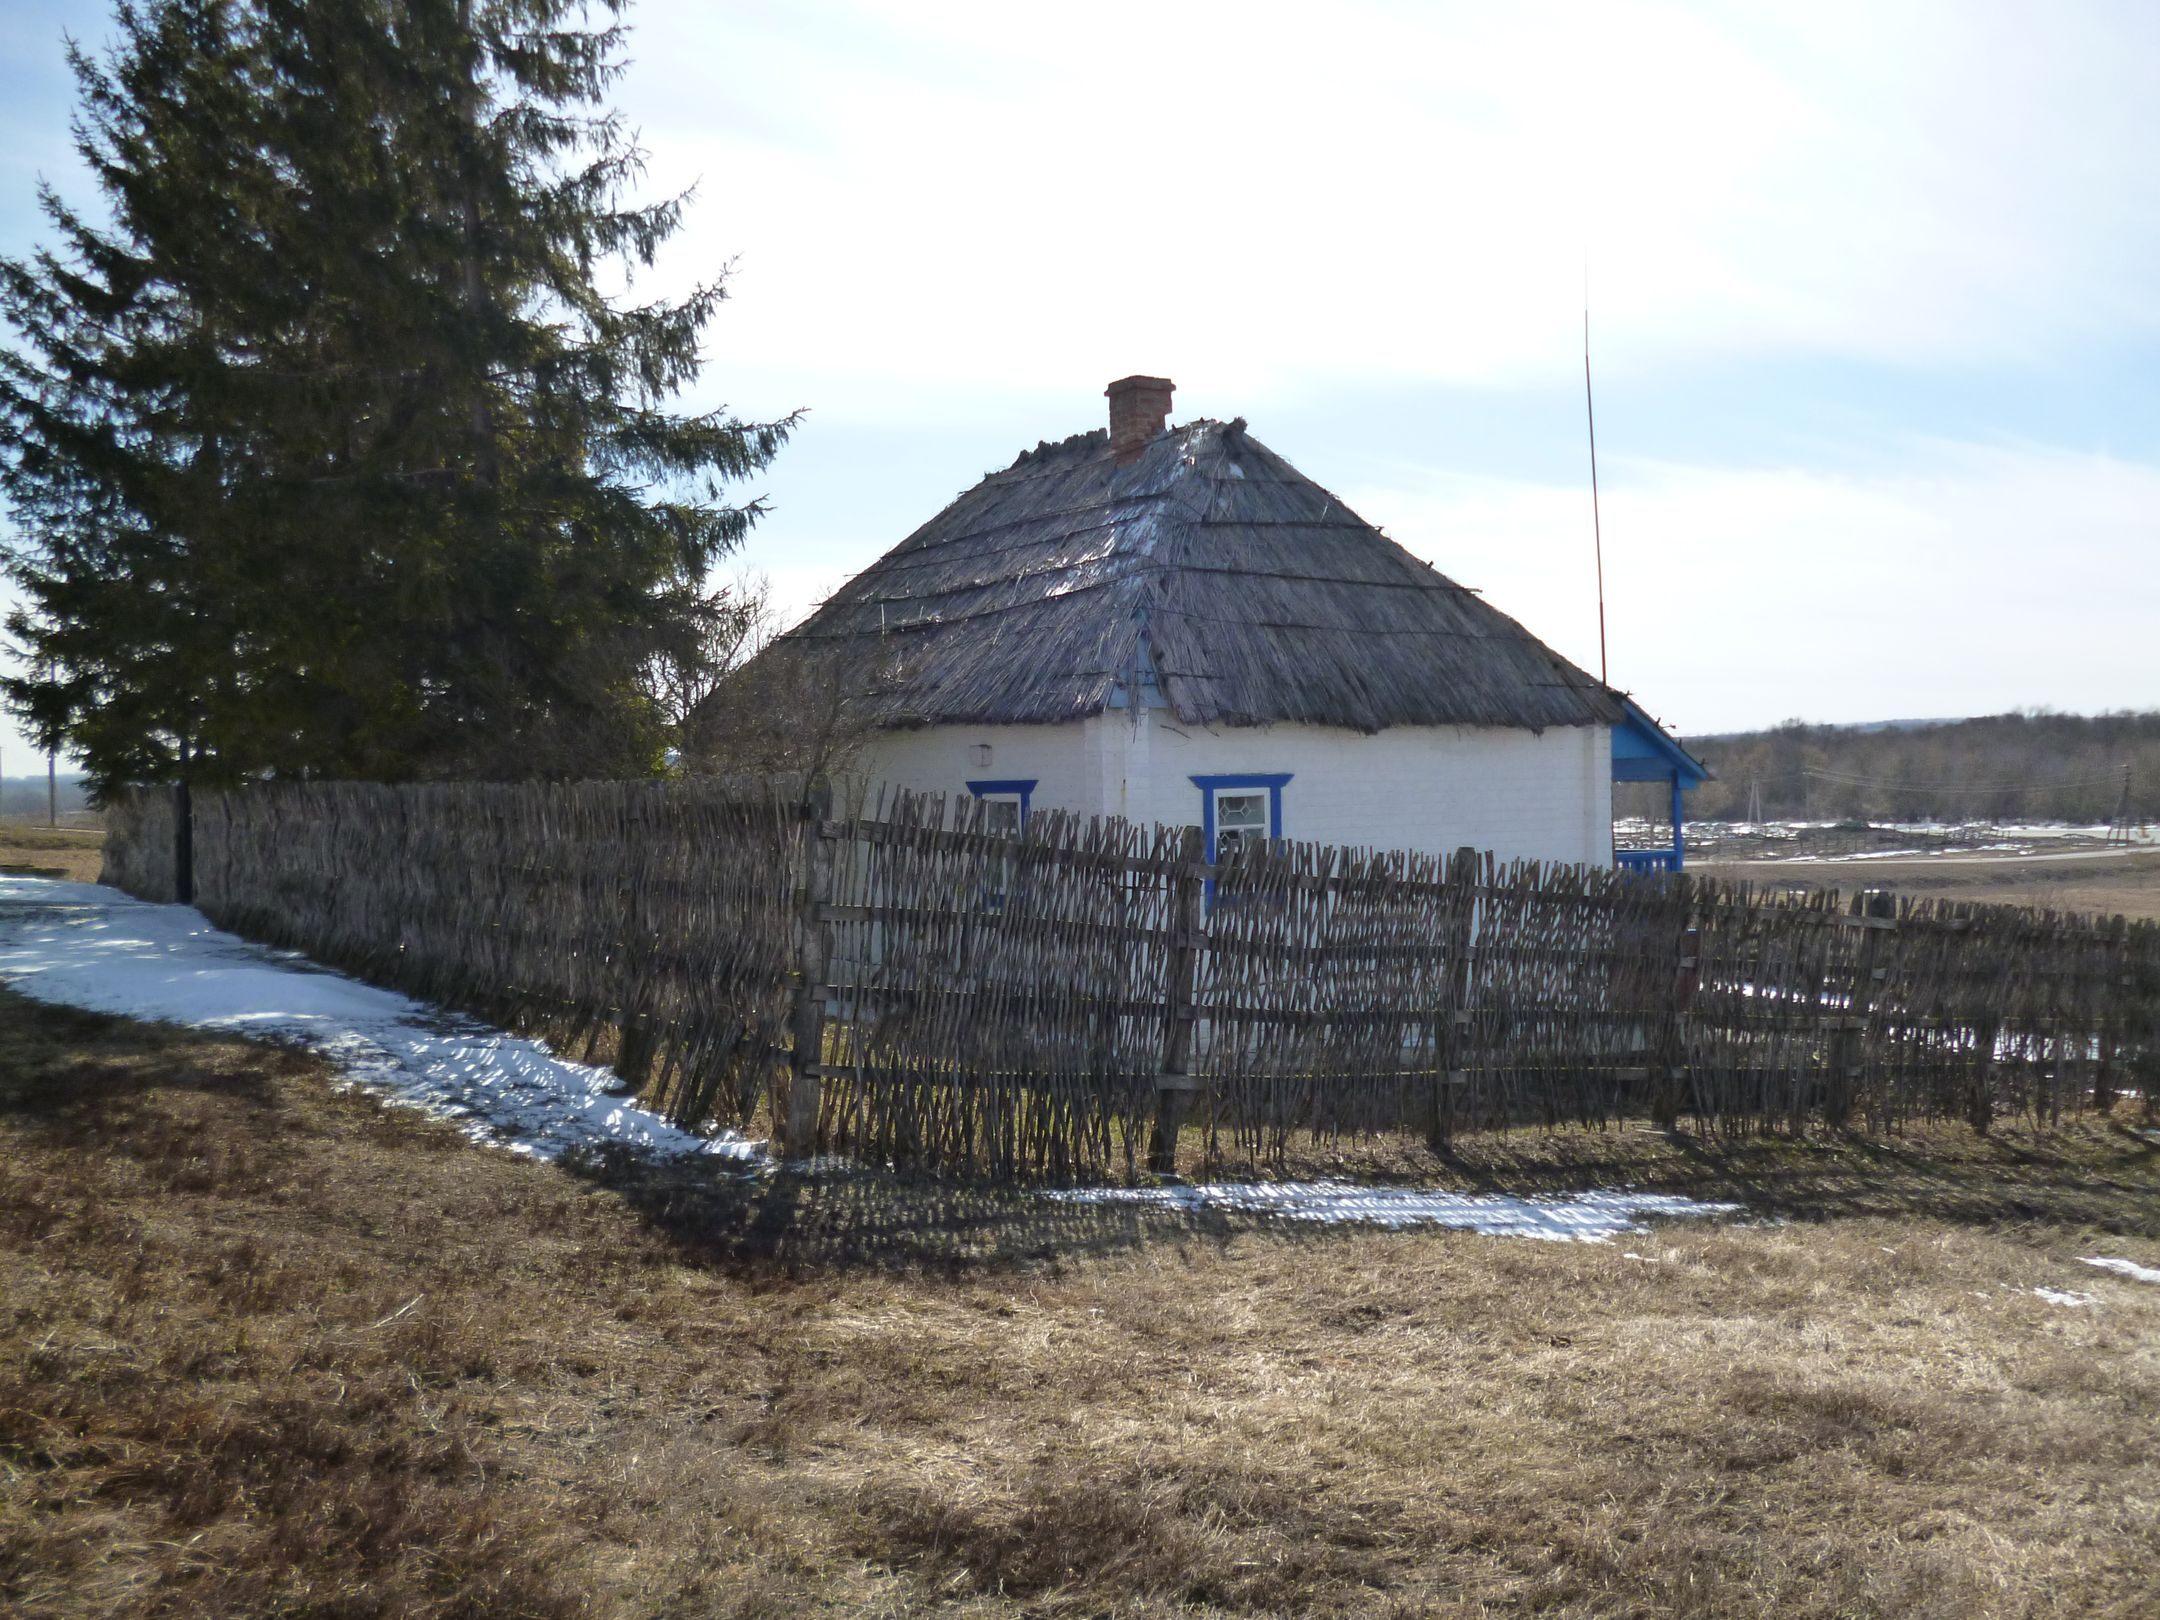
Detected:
[101,782,2160,1181]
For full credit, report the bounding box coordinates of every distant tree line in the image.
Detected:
[0,773,93,821]
[1619,711,2160,825]
[1,0,791,799]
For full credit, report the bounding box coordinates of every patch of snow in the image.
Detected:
[1046,1180,1740,1241]
[0,876,762,1167]
[2031,1288,2097,1308]
[2079,1256,2160,1286]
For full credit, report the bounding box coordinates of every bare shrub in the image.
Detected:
[681,590,911,792]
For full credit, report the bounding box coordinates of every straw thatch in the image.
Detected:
[752,418,1626,734]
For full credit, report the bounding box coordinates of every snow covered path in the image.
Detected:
[0,875,1746,1241]
[0,875,761,1165]
[1048,1181,1740,1242]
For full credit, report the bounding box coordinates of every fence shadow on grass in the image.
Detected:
[575,1152,1311,1277]
[1421,1116,2160,1241]
[0,995,304,1122]
[569,1111,2160,1279]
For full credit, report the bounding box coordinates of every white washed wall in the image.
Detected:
[844,722,1099,820]
[1121,715,1612,867]
[845,713,1614,868]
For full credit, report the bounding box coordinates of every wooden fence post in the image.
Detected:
[1650,875,1697,1131]
[2094,915,2126,1113]
[782,788,836,1163]
[1148,825,1206,1176]
[1968,985,2002,1137]
[173,775,194,907]
[1828,887,1895,1129]
[2136,935,2160,1125]
[1428,845,1480,1150]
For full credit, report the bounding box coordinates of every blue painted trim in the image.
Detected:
[1611,698,1711,786]
[1190,773,1291,864]
[966,778,1036,825]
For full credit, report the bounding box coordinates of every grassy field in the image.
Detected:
[0,821,104,884]
[1698,846,2160,923]
[4,989,2159,1617]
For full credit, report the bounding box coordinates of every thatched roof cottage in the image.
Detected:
[750,377,1706,868]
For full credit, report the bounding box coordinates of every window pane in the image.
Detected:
[1218,792,1267,829]
[981,796,1022,835]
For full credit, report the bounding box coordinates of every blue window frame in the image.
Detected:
[966,778,1036,831]
[1190,773,1291,862]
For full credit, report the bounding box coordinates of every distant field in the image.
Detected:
[0,822,103,884]
[1698,846,2160,923]
[4,988,2158,1618]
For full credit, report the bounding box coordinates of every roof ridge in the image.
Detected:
[1006,426,1108,471]
[744,411,1627,734]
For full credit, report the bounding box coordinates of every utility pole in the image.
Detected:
[1583,294,1609,685]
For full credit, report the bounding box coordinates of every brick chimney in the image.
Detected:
[1105,375,1174,462]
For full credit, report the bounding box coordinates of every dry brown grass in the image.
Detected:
[1699,847,2160,922]
[5,987,2159,1618]
[0,823,104,883]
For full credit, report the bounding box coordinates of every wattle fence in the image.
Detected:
[101,781,2160,1181]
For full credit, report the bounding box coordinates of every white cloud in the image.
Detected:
[1341,440,2160,733]
[627,0,2160,418]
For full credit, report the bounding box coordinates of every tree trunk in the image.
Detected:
[174,736,194,906]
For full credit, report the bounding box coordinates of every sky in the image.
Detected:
[2,0,2157,770]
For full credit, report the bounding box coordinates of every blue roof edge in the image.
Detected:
[1611,697,1713,785]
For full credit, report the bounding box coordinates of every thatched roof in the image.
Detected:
[760,417,1626,734]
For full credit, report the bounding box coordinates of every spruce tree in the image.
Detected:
[1,0,791,795]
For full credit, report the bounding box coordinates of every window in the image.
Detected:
[1190,773,1292,863]
[965,778,1036,833]
[1212,791,1268,856]
[965,778,1036,914]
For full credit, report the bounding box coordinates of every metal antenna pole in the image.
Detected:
[1583,288,1609,686]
